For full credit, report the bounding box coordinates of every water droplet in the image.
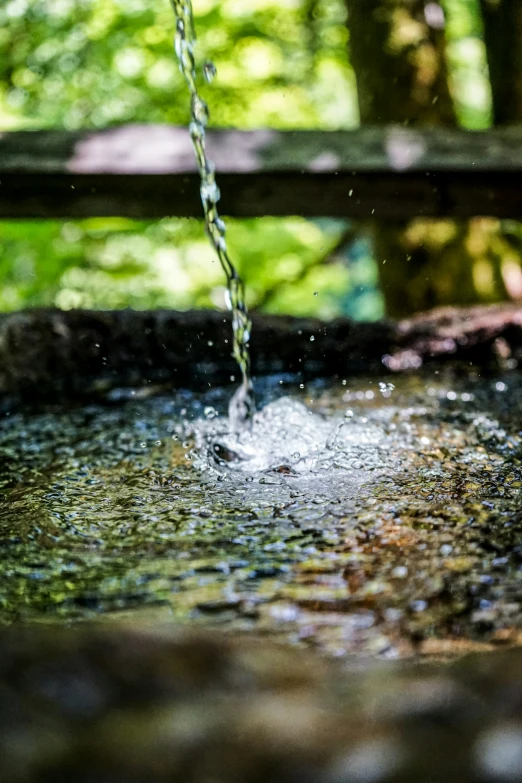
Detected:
[200,180,221,204]
[214,216,226,234]
[203,60,217,83]
[379,382,395,398]
[310,335,315,342]
[155,440,162,446]
[140,442,146,448]
[174,32,183,61]
[192,95,209,126]
[189,121,205,142]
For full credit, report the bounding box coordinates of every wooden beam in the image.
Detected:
[1,125,522,219]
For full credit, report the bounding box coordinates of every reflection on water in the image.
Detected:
[1,372,522,659]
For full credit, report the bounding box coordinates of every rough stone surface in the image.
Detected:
[0,304,521,405]
[2,624,522,782]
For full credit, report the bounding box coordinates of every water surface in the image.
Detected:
[1,372,522,659]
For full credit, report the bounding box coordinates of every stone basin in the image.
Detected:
[2,305,522,781]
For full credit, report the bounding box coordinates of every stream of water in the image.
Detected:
[171,0,255,431]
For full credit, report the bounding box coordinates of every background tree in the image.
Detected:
[0,0,369,319]
[479,0,522,125]
[1,0,521,320]
[344,0,516,317]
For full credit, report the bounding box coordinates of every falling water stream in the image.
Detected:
[171,0,254,431]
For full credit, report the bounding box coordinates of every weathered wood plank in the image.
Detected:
[1,125,522,219]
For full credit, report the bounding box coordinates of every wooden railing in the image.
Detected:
[1,125,521,219]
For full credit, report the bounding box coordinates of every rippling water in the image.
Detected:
[1,372,522,659]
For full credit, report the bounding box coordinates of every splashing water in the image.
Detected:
[170,0,254,431]
[192,397,372,474]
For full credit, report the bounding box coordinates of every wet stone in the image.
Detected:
[5,625,522,781]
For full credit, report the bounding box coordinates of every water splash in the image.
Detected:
[191,395,395,475]
[193,398,333,473]
[170,0,254,430]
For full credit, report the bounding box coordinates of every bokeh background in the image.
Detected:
[1,0,518,320]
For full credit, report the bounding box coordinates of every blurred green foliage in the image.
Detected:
[0,216,381,320]
[0,0,491,319]
[0,0,357,130]
[443,0,492,129]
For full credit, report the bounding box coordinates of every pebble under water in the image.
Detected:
[1,372,522,660]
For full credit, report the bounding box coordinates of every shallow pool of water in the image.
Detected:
[1,371,522,659]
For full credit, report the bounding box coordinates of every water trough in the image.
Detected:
[1,305,522,780]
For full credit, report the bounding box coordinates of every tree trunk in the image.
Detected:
[476,0,522,304]
[479,0,522,125]
[346,0,455,126]
[344,0,511,317]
